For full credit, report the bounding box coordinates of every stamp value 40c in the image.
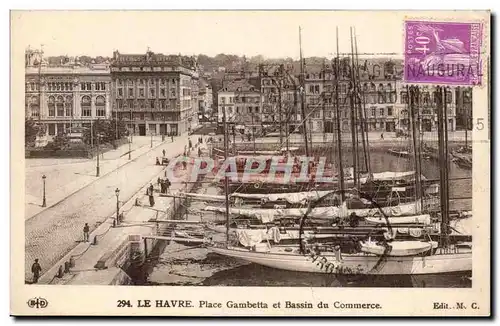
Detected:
[404,20,483,86]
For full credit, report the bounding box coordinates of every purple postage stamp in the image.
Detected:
[404,20,483,86]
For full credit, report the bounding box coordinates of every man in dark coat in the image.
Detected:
[83,223,90,242]
[148,184,155,207]
[165,178,171,194]
[31,259,42,284]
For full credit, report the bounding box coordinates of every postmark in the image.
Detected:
[404,20,483,86]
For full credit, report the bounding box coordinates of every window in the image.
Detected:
[31,104,39,118]
[371,108,376,117]
[309,85,314,93]
[422,92,430,106]
[118,79,123,86]
[81,82,92,91]
[315,85,320,94]
[170,88,176,97]
[139,79,145,86]
[160,99,166,109]
[96,82,105,91]
[387,106,393,116]
[118,88,123,97]
[378,93,386,104]
[160,88,166,97]
[379,108,384,116]
[341,84,347,93]
[446,90,452,103]
[160,79,166,85]
[48,96,55,117]
[150,79,155,86]
[48,124,56,136]
[128,88,134,98]
[127,99,134,108]
[255,106,259,113]
[150,88,155,97]
[236,106,240,113]
[96,96,106,117]
[81,96,92,117]
[139,89,145,97]
[401,91,408,104]
[56,96,64,116]
[150,100,155,109]
[65,95,73,117]
[128,79,134,86]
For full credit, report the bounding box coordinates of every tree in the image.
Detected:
[44,132,70,150]
[82,119,128,146]
[25,119,45,147]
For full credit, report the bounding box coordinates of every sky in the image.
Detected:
[11,11,487,59]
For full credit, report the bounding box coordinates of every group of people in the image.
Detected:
[157,177,171,194]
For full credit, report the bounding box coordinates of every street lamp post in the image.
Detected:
[42,174,46,207]
[96,129,100,177]
[150,132,153,148]
[115,188,120,227]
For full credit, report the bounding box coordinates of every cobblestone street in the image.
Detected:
[24,135,192,281]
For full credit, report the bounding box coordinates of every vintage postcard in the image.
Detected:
[11,10,490,316]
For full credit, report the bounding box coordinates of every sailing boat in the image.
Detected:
[209,31,471,276]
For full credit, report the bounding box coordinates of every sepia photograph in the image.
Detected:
[10,10,491,316]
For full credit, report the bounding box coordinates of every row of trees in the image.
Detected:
[25,118,129,150]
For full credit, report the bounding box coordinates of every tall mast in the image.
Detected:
[221,78,230,247]
[322,59,327,142]
[436,86,449,247]
[349,27,359,188]
[335,27,346,202]
[299,26,310,157]
[408,86,423,212]
[354,30,371,175]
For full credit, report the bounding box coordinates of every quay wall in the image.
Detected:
[38,143,206,285]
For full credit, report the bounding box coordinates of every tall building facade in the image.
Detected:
[25,49,112,140]
[110,50,198,136]
[260,64,300,131]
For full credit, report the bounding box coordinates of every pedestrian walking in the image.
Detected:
[165,177,171,194]
[83,223,90,242]
[156,157,161,165]
[160,179,165,194]
[162,149,166,157]
[157,177,161,187]
[171,135,174,142]
[188,138,192,149]
[182,160,187,170]
[381,133,384,140]
[198,147,202,157]
[31,259,41,284]
[148,183,155,207]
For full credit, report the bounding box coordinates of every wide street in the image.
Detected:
[25,135,166,219]
[24,134,192,281]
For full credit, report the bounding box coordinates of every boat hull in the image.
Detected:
[210,246,472,275]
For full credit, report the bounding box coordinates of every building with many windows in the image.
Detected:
[198,79,213,121]
[217,78,261,134]
[25,49,112,140]
[110,50,198,136]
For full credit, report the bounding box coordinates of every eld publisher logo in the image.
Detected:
[27,297,48,309]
